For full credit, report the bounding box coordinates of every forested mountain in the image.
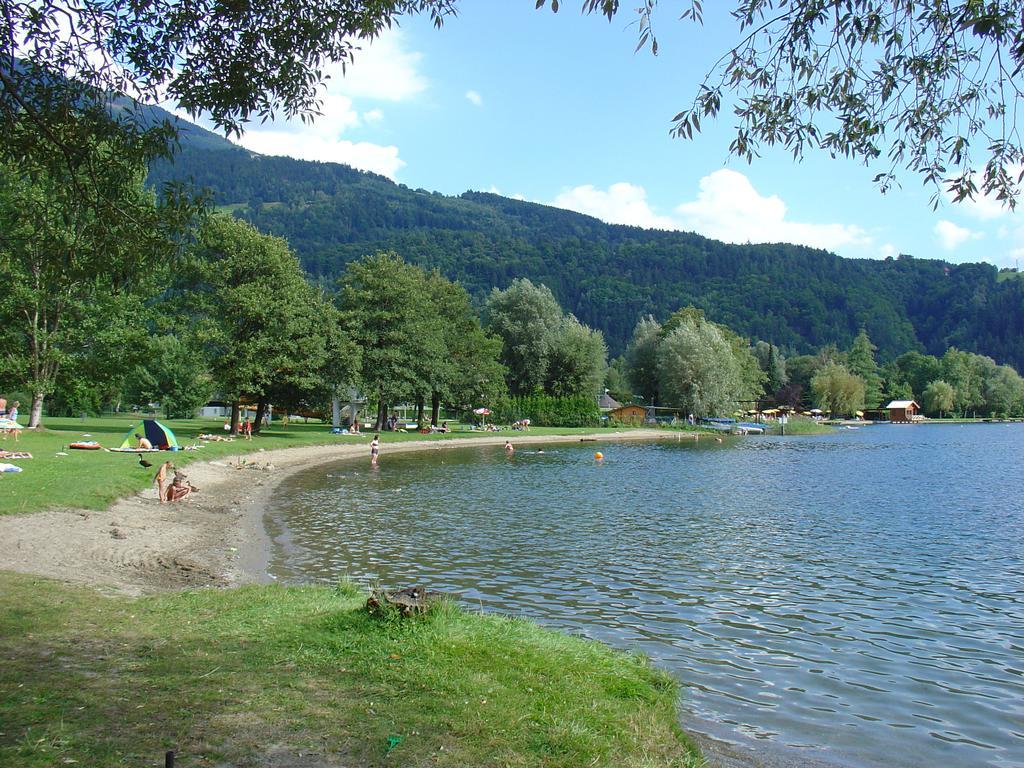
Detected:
[147,126,1024,368]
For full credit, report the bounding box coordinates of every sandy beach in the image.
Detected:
[0,431,667,595]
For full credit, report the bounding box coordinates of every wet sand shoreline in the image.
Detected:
[0,431,667,594]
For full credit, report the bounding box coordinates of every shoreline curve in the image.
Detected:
[0,430,668,595]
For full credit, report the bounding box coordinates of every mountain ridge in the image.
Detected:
[146,113,1024,368]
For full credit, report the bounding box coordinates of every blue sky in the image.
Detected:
[195,3,1023,269]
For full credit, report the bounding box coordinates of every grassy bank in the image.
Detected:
[0,415,642,516]
[771,417,835,435]
[0,572,700,768]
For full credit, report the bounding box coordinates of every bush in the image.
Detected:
[490,394,601,427]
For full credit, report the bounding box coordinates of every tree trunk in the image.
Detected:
[375,399,387,431]
[254,398,268,435]
[416,396,425,427]
[230,401,240,436]
[28,392,45,429]
[431,392,440,426]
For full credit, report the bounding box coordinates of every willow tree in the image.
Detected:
[656,315,745,417]
[811,362,866,416]
[2,1,455,170]
[484,279,565,396]
[543,0,1024,206]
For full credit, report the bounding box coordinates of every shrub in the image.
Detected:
[491,394,601,427]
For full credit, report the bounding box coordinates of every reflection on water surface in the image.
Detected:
[266,425,1024,768]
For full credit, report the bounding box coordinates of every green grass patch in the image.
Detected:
[771,417,835,435]
[0,573,700,767]
[0,415,641,516]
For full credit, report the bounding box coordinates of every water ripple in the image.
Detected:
[266,425,1024,768]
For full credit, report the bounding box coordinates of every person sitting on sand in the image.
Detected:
[167,470,196,502]
[154,461,174,504]
[136,433,153,450]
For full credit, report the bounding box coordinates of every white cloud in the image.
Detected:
[465,90,483,106]
[879,243,898,259]
[216,29,431,177]
[675,169,869,251]
[235,132,405,178]
[548,172,874,254]
[553,183,677,230]
[934,219,982,250]
[331,30,427,101]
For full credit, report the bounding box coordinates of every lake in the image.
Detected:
[265,425,1024,768]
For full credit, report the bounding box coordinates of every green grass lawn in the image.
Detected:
[0,572,700,768]
[0,415,634,516]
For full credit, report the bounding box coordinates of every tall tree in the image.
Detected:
[846,330,883,408]
[922,380,955,418]
[0,140,186,427]
[422,271,505,423]
[983,365,1024,416]
[340,252,436,429]
[122,334,215,419]
[754,341,788,397]
[656,315,744,417]
[890,351,942,401]
[545,317,608,399]
[811,362,866,416]
[941,348,984,417]
[184,215,332,432]
[625,315,662,405]
[484,279,564,396]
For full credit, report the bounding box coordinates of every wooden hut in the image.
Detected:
[608,404,646,425]
[886,400,921,423]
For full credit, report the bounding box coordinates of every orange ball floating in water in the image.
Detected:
[594,452,604,460]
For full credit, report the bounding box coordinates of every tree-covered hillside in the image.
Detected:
[148,142,1024,367]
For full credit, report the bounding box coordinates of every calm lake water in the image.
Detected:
[265,425,1024,768]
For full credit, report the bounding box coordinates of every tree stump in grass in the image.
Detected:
[367,586,444,617]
